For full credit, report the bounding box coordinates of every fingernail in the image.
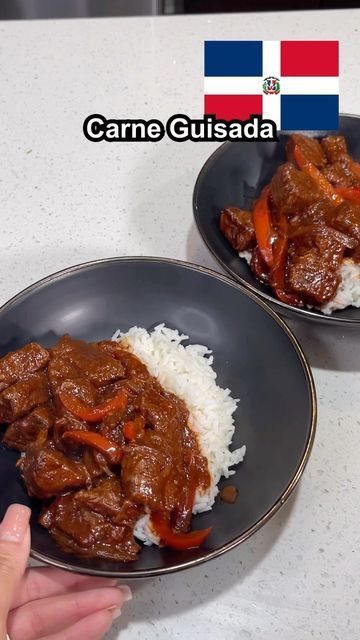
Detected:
[111,607,122,620]
[0,504,31,543]
[118,585,132,601]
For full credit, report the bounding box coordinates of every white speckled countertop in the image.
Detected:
[1,9,360,639]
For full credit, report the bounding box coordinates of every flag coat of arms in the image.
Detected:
[204,40,339,130]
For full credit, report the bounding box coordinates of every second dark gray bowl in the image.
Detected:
[193,114,360,326]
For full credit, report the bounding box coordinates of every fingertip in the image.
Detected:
[0,504,31,543]
[118,585,132,602]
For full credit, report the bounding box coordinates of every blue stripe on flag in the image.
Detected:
[281,95,339,131]
[204,41,263,77]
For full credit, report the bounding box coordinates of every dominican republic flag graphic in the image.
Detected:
[204,40,339,130]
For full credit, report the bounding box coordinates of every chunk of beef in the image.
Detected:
[82,447,112,480]
[3,403,54,452]
[47,357,84,396]
[0,371,49,423]
[39,481,141,562]
[50,335,125,388]
[19,441,90,499]
[75,476,142,527]
[100,408,127,446]
[219,207,255,251]
[321,135,350,164]
[0,343,49,393]
[286,134,327,167]
[288,225,356,304]
[322,162,360,188]
[121,444,171,510]
[288,200,335,231]
[271,163,323,217]
[98,342,150,380]
[331,201,360,244]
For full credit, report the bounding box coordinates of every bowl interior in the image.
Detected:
[193,114,360,325]
[0,259,315,576]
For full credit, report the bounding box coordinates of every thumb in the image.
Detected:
[0,504,31,640]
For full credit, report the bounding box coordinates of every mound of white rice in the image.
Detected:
[239,251,360,315]
[112,324,245,545]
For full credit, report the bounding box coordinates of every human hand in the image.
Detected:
[0,504,132,640]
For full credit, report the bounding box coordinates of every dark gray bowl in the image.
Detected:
[193,113,360,326]
[0,258,316,577]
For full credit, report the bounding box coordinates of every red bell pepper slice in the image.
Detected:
[151,511,212,550]
[123,415,145,440]
[252,188,274,268]
[293,145,343,205]
[62,430,123,464]
[59,387,128,423]
[334,187,360,203]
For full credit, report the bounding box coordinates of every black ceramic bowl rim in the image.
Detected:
[193,112,360,327]
[0,257,317,577]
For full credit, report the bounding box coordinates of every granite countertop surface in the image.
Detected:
[0,9,360,639]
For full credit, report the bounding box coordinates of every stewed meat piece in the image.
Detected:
[121,444,171,511]
[286,134,327,167]
[0,343,49,393]
[219,207,255,251]
[40,477,141,561]
[320,135,350,164]
[2,403,54,452]
[50,335,125,389]
[0,371,49,423]
[287,226,356,304]
[19,440,91,499]
[98,341,151,381]
[331,201,360,244]
[270,163,323,217]
[322,162,360,188]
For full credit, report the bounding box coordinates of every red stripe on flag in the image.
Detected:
[204,95,262,121]
[281,41,338,77]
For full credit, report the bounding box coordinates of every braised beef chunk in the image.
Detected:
[270,163,322,217]
[82,447,112,480]
[288,200,335,230]
[0,371,49,423]
[0,343,49,393]
[287,226,355,304]
[331,201,360,244]
[286,134,327,167]
[321,135,350,164]
[39,489,140,562]
[322,162,360,188]
[219,207,255,251]
[3,403,54,451]
[98,342,150,380]
[19,441,90,499]
[121,444,170,511]
[50,335,125,388]
[74,476,142,526]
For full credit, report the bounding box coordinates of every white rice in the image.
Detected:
[111,324,245,545]
[239,251,360,315]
